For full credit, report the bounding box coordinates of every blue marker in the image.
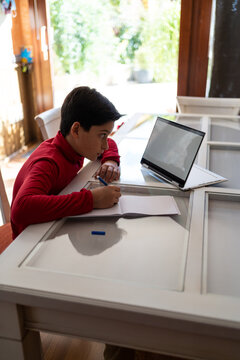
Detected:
[91,231,106,235]
[97,176,108,186]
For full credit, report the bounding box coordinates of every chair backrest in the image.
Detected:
[35,107,61,140]
[176,96,240,115]
[0,168,10,224]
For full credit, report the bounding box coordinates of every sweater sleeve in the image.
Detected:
[11,160,93,235]
[101,138,120,165]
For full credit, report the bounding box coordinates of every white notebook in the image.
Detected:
[73,195,180,218]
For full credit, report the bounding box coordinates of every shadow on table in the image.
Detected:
[57,218,127,256]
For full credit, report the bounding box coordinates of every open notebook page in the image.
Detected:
[120,195,180,215]
[72,195,180,218]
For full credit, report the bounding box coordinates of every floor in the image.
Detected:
[54,81,177,116]
[40,332,105,360]
[98,82,177,115]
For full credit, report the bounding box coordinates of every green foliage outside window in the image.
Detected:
[134,1,180,82]
[49,0,180,82]
[114,24,142,65]
[50,0,118,75]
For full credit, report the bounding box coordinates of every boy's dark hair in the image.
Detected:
[60,86,122,136]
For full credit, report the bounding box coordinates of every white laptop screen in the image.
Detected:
[141,117,205,187]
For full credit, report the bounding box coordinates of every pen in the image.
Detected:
[91,231,106,235]
[97,176,108,186]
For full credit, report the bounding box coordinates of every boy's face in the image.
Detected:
[69,121,114,160]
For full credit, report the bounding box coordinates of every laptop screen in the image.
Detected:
[141,117,205,187]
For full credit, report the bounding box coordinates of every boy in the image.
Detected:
[11,86,121,239]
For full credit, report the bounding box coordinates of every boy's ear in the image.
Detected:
[71,122,81,136]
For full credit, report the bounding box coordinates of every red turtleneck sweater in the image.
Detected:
[11,131,120,239]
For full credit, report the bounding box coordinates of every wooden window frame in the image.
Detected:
[177,0,213,97]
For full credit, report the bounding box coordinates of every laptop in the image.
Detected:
[141,117,227,191]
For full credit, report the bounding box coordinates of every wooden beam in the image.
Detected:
[28,0,53,114]
[11,0,32,55]
[11,0,53,143]
[177,0,212,97]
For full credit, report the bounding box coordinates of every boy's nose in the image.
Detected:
[102,139,109,151]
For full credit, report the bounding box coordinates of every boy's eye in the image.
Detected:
[100,133,107,139]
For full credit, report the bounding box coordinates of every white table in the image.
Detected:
[1,113,240,360]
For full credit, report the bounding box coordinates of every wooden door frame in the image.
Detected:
[11,0,53,143]
[177,0,213,97]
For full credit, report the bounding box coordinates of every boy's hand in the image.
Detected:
[91,185,121,208]
[95,160,120,183]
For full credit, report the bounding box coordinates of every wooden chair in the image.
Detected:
[35,107,61,140]
[176,96,240,115]
[0,168,13,254]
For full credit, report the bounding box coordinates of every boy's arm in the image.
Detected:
[96,138,120,182]
[101,138,120,165]
[11,160,93,236]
